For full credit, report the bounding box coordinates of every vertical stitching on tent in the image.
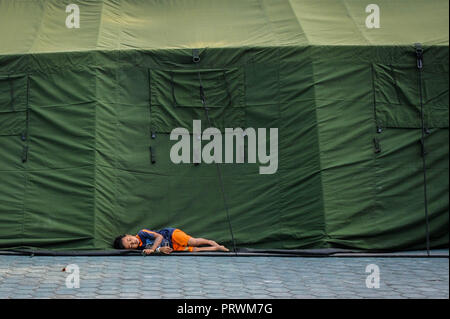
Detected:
[370,62,381,230]
[20,74,30,249]
[310,58,329,247]
[371,63,381,131]
[112,53,120,238]
[148,68,153,142]
[8,75,15,111]
[93,54,99,249]
[415,44,431,255]
[277,54,295,248]
[275,47,283,247]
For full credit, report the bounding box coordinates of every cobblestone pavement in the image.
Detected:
[0,255,448,299]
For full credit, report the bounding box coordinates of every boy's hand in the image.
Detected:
[143,249,155,255]
[159,246,173,254]
[142,247,173,255]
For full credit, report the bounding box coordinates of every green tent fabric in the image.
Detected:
[0,0,448,252]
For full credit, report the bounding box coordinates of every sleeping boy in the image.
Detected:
[114,227,229,255]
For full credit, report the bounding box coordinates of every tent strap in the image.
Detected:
[193,49,238,256]
[415,43,430,257]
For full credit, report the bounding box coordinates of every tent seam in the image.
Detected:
[94,0,105,50]
[19,74,31,248]
[112,54,120,239]
[285,0,310,45]
[310,59,329,247]
[256,0,279,46]
[275,46,283,247]
[341,0,371,45]
[92,0,106,250]
[27,1,47,53]
[116,0,124,50]
[93,53,99,249]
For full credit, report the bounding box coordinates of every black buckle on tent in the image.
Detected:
[373,138,381,154]
[22,145,28,163]
[192,49,200,63]
[149,146,156,164]
[415,43,423,70]
[419,139,426,157]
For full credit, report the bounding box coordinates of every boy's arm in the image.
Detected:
[140,229,163,254]
[145,235,163,254]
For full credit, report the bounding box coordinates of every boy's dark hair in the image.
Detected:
[113,235,126,249]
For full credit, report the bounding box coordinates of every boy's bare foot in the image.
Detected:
[216,245,229,252]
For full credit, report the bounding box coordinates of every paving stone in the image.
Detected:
[268,292,293,298]
[161,293,184,298]
[94,295,117,299]
[54,289,77,295]
[249,294,272,299]
[399,294,426,298]
[265,287,289,293]
[119,292,140,298]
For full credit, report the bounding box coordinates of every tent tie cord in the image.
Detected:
[415,42,430,257]
[150,131,156,164]
[193,49,238,256]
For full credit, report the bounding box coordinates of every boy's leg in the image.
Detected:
[172,229,229,252]
[187,237,219,247]
[188,237,229,252]
[192,246,229,252]
[171,229,194,252]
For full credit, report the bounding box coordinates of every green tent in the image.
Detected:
[0,0,448,253]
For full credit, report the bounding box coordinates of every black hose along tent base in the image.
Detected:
[0,1,448,257]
